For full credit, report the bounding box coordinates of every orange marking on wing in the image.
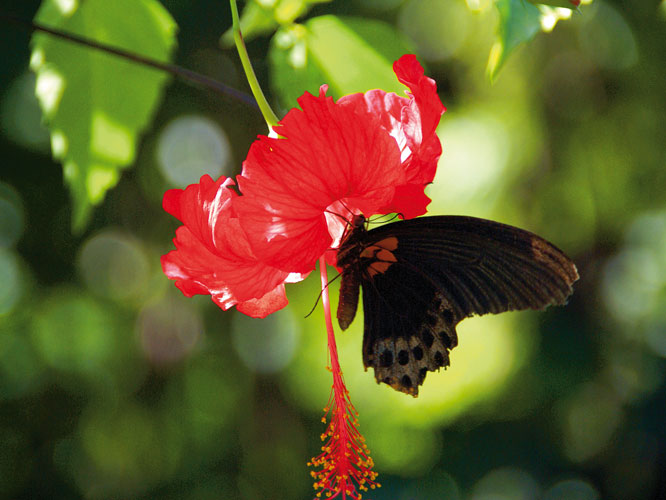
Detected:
[362,237,399,277]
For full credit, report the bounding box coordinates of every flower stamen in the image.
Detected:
[308,257,380,499]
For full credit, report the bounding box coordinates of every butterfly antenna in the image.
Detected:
[324,198,361,225]
[338,199,355,218]
[324,209,352,226]
[304,272,342,319]
[368,212,404,225]
[0,12,258,108]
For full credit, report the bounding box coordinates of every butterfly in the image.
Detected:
[335,214,579,396]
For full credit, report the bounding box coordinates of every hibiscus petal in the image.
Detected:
[236,88,405,273]
[392,55,445,187]
[235,284,289,318]
[393,54,445,142]
[337,55,445,219]
[379,182,432,219]
[161,176,300,316]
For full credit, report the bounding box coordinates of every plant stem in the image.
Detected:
[229,0,279,129]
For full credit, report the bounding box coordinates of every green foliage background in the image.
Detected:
[1,0,665,499]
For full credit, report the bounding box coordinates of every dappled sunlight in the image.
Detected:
[33,65,65,116]
[91,112,133,164]
[54,0,77,16]
[540,7,573,32]
[86,164,119,203]
[50,129,68,156]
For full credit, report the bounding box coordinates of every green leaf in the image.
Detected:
[526,0,580,9]
[30,0,177,231]
[487,0,542,82]
[269,15,415,109]
[220,0,332,46]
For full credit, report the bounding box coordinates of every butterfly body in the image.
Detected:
[336,215,578,396]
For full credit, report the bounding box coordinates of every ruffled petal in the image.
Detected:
[161,176,299,315]
[236,87,405,273]
[393,54,445,146]
[161,55,445,319]
[381,183,433,220]
[235,284,289,318]
[341,55,446,218]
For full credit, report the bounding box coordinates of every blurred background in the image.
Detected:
[1,0,665,499]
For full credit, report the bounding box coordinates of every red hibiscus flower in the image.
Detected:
[235,54,446,275]
[161,54,445,316]
[161,175,304,318]
[161,53,446,500]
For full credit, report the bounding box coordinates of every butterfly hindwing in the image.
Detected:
[336,215,578,396]
[360,263,461,395]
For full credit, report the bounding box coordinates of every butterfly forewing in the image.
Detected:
[336,215,578,396]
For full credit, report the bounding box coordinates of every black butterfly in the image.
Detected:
[336,215,579,396]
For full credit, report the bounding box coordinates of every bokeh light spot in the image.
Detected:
[557,383,622,463]
[30,289,117,375]
[602,211,666,357]
[577,3,638,70]
[543,479,600,500]
[231,307,300,373]
[398,471,461,499]
[78,230,150,303]
[645,321,666,358]
[137,295,202,366]
[470,467,540,500]
[364,423,440,475]
[603,248,660,322]
[178,355,242,447]
[156,114,232,187]
[0,249,24,316]
[78,404,179,496]
[398,0,470,61]
[0,72,50,151]
[0,317,44,400]
[431,112,510,210]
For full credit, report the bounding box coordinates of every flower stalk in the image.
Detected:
[308,256,379,499]
[229,0,279,129]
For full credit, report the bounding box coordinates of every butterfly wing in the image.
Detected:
[351,215,579,396]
